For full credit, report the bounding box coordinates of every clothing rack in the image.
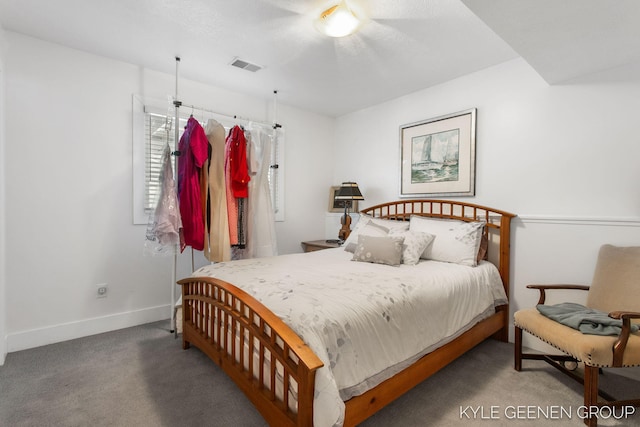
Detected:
[169,56,281,333]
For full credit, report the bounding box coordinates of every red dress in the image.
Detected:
[227,125,250,197]
[225,125,251,246]
[177,117,209,251]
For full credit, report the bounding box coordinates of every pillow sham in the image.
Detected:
[409,216,485,267]
[343,213,409,252]
[388,229,436,265]
[343,220,389,252]
[369,216,411,233]
[342,214,372,250]
[352,234,405,266]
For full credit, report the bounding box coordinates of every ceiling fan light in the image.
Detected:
[315,2,360,38]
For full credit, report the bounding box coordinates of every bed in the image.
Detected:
[178,199,515,426]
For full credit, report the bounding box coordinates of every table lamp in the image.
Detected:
[334,181,364,241]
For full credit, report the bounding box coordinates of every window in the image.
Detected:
[132,95,284,225]
[144,112,176,212]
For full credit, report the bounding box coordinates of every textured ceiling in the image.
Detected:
[462,0,640,84]
[1,0,638,117]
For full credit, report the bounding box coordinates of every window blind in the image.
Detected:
[144,112,177,212]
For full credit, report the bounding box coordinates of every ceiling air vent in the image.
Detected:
[230,57,262,72]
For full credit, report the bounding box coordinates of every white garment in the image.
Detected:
[245,125,278,258]
[144,144,182,256]
[204,119,231,262]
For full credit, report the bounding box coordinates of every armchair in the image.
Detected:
[514,244,640,427]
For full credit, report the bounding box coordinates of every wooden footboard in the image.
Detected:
[178,276,324,427]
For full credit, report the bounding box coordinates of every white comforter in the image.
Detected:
[192,247,507,427]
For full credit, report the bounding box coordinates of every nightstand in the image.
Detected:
[301,239,341,252]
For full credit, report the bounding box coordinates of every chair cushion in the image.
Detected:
[515,308,640,367]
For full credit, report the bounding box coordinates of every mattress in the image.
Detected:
[191,247,507,426]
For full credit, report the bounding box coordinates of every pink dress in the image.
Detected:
[177,117,209,251]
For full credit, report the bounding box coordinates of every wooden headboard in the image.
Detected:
[360,199,516,299]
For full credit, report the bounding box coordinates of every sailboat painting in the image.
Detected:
[400,108,476,197]
[411,129,459,183]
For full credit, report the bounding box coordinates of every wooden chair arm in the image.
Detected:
[610,311,640,367]
[609,311,640,320]
[526,284,590,305]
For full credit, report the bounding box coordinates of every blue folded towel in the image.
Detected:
[537,302,639,336]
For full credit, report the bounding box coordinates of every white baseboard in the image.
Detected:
[0,339,6,365]
[6,304,171,354]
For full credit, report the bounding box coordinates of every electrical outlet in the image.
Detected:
[96,283,108,299]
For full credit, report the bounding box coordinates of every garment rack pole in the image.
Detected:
[170,56,181,334]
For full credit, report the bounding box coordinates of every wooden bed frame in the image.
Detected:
[178,199,516,426]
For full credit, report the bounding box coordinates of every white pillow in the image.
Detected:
[343,220,389,253]
[352,235,405,266]
[409,216,485,266]
[370,216,411,234]
[388,229,436,265]
[342,214,372,250]
[343,214,409,252]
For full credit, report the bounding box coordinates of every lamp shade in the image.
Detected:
[335,182,364,201]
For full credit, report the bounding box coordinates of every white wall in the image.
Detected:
[1,32,334,355]
[0,26,7,365]
[4,31,640,359]
[332,58,640,351]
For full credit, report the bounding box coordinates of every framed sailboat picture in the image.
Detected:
[399,108,476,197]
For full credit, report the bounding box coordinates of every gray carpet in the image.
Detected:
[1,321,638,426]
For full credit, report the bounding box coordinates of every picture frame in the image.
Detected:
[399,108,476,197]
[328,186,359,213]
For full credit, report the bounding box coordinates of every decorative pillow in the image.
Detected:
[388,229,436,265]
[343,214,409,252]
[352,235,405,266]
[409,216,485,266]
